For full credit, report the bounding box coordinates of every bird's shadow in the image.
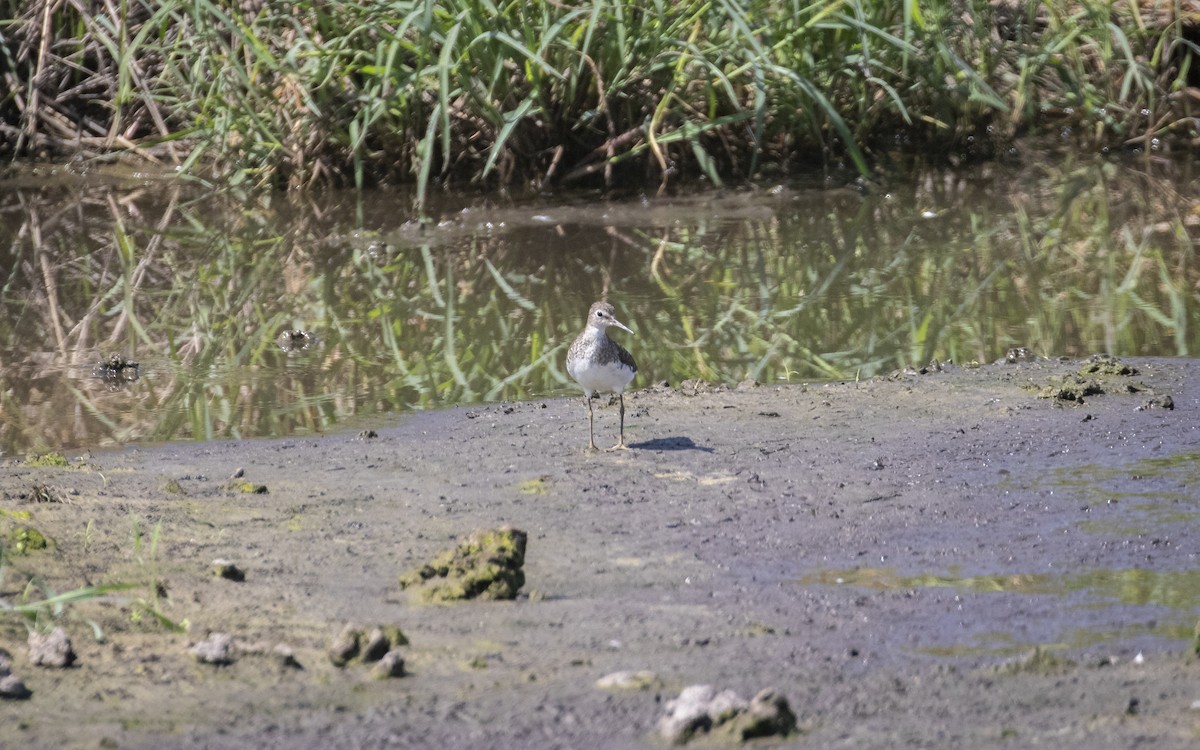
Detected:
[627,436,713,452]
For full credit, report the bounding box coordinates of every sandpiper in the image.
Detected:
[566,301,638,451]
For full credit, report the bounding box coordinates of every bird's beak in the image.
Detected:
[612,319,634,335]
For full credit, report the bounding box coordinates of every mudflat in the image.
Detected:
[2,356,1198,749]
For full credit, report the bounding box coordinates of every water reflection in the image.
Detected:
[1052,452,1200,535]
[802,565,1200,654]
[1,152,1197,454]
[799,566,1200,610]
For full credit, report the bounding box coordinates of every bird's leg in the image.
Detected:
[608,392,630,451]
[585,392,598,451]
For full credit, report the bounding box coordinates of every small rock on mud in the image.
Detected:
[271,644,301,669]
[658,684,795,744]
[658,685,722,743]
[226,640,302,669]
[1139,394,1175,410]
[0,673,31,700]
[398,526,527,603]
[0,649,31,700]
[212,559,245,581]
[370,649,406,679]
[361,628,389,661]
[595,670,661,691]
[191,632,235,665]
[28,627,76,668]
[679,379,721,396]
[328,624,361,666]
[328,624,408,667]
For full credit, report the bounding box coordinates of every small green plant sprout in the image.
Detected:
[128,519,188,633]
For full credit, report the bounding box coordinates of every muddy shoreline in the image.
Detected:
[2,357,1199,748]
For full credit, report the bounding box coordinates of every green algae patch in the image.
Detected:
[399,526,527,603]
[994,646,1074,675]
[518,477,550,495]
[1077,354,1138,377]
[1035,356,1150,403]
[225,481,268,494]
[1038,375,1104,403]
[720,690,798,742]
[9,525,52,554]
[25,452,69,468]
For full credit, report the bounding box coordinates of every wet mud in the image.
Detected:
[2,357,1199,748]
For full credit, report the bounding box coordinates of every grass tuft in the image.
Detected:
[1,1,1196,202]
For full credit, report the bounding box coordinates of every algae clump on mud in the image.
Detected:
[1077,354,1138,377]
[224,480,268,494]
[399,526,527,603]
[8,525,51,554]
[1037,356,1166,405]
[1037,375,1105,403]
[24,452,69,468]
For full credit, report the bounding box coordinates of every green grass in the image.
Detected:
[1,1,1195,205]
[1,519,180,641]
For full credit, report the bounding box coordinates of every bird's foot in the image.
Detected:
[606,441,630,452]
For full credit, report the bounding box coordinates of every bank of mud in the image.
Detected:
[2,356,1199,748]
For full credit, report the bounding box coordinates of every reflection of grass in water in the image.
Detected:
[1045,452,1200,534]
[810,565,1200,657]
[0,157,1197,452]
[811,561,1195,652]
[1056,452,1200,487]
[801,566,1200,610]
[1077,504,1199,537]
[920,620,1195,658]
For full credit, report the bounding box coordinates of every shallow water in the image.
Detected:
[1,151,1197,454]
[800,565,1200,655]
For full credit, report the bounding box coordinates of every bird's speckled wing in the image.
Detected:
[615,342,637,374]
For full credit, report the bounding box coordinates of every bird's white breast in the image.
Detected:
[571,358,636,395]
[567,334,635,395]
